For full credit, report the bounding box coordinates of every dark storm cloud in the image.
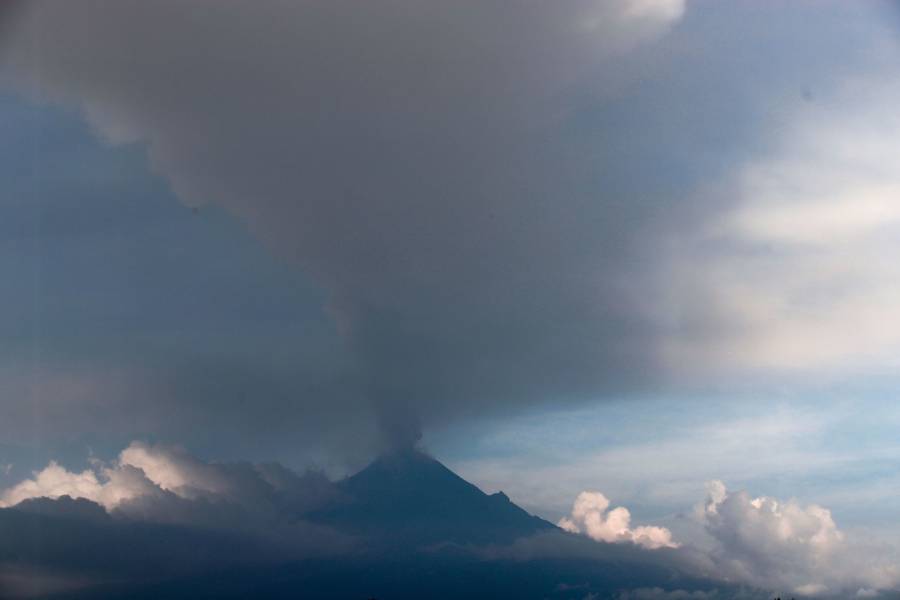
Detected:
[0,1,895,447]
[0,0,687,447]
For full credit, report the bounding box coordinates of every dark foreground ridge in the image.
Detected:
[0,451,736,600]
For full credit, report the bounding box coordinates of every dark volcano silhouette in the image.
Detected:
[0,450,740,599]
[313,447,556,547]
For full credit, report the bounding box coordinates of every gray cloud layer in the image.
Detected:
[1,1,898,449]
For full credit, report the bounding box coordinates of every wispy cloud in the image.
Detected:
[444,397,900,536]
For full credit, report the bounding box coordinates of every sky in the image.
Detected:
[2,1,900,597]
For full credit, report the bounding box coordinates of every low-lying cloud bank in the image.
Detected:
[546,482,900,598]
[0,441,337,526]
[0,443,354,598]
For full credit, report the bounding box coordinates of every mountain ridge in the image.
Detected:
[313,446,557,547]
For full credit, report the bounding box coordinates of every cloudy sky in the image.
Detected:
[2,1,900,596]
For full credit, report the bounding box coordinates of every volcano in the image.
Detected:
[0,450,728,599]
[313,447,556,547]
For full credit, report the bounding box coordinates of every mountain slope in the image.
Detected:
[314,448,556,547]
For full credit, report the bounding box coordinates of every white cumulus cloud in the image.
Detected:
[696,481,900,596]
[558,490,678,550]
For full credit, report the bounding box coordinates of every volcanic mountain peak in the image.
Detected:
[317,447,556,547]
[342,447,482,496]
